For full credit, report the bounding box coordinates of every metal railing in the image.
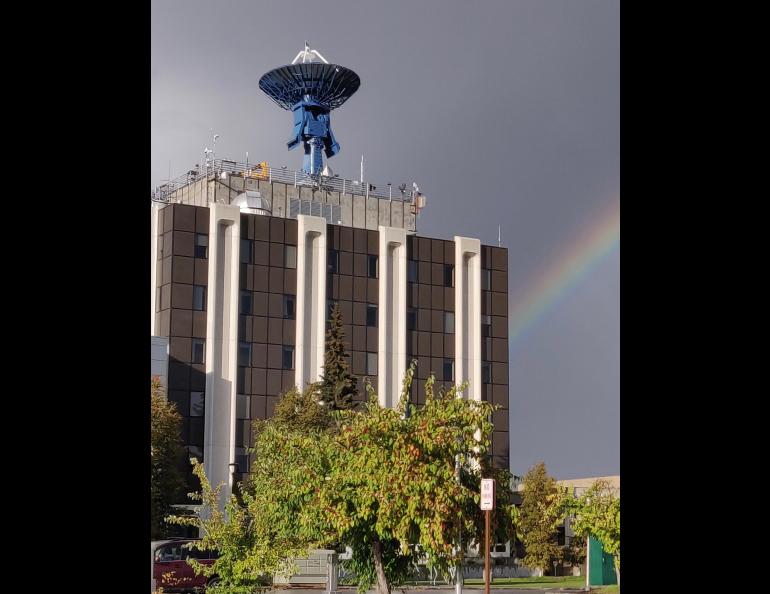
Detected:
[151,159,417,204]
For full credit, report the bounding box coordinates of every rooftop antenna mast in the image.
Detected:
[259,42,361,175]
[498,225,501,247]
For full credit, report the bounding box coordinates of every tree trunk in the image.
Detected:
[372,536,390,594]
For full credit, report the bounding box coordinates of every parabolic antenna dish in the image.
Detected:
[259,63,361,111]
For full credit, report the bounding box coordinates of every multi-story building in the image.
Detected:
[150,161,510,502]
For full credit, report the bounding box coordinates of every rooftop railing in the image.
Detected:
[151,159,418,204]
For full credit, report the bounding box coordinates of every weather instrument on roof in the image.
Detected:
[259,43,360,175]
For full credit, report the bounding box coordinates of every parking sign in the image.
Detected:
[481,478,495,510]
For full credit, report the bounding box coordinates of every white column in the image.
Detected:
[454,237,482,401]
[203,203,241,504]
[378,226,408,408]
[150,203,160,335]
[295,215,328,389]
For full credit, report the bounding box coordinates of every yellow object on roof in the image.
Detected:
[245,161,269,180]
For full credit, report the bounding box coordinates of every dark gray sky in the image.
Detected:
[152,0,619,480]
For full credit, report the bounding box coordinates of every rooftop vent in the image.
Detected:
[233,191,271,216]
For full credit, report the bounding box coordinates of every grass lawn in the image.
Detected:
[592,587,618,594]
[464,575,586,589]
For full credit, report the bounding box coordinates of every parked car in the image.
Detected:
[151,538,218,593]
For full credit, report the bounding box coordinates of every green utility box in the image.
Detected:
[588,535,617,586]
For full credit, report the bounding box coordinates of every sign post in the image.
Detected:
[480,479,495,594]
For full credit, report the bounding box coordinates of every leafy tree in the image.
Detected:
[563,532,586,571]
[271,383,332,433]
[169,366,516,594]
[564,480,620,586]
[319,302,358,410]
[151,377,185,540]
[518,462,563,575]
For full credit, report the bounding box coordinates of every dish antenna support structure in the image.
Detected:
[259,43,360,175]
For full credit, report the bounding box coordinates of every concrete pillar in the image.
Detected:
[378,226,408,408]
[295,215,328,389]
[203,203,241,504]
[454,237,482,401]
[150,203,160,335]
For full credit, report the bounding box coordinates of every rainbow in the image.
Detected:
[508,199,620,346]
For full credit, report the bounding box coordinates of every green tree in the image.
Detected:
[169,366,517,594]
[319,302,358,410]
[271,383,332,433]
[565,480,620,586]
[151,378,185,540]
[518,462,563,575]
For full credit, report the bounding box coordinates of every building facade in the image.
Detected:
[151,165,510,501]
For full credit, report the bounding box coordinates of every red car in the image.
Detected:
[152,538,218,592]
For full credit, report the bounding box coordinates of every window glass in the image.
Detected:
[328,249,339,274]
[366,304,378,327]
[408,260,418,282]
[407,308,417,330]
[482,362,491,384]
[193,285,207,311]
[188,445,203,462]
[285,245,297,269]
[235,447,249,474]
[444,312,455,334]
[190,392,205,417]
[192,339,205,364]
[481,314,492,337]
[482,269,491,291]
[238,342,251,367]
[240,290,252,315]
[443,360,454,382]
[367,255,378,279]
[282,346,295,370]
[444,264,454,288]
[156,544,184,562]
[194,234,208,259]
[283,295,296,320]
[236,394,249,419]
[240,239,253,264]
[366,352,378,375]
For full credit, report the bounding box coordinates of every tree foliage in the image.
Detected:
[564,480,620,583]
[319,302,358,411]
[518,462,564,574]
[271,383,332,433]
[170,365,517,594]
[151,378,185,540]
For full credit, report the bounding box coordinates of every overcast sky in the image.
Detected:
[152,0,619,480]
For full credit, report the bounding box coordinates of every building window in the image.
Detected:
[283,295,296,320]
[482,269,491,291]
[190,392,205,417]
[238,342,251,367]
[194,234,208,259]
[282,345,295,370]
[328,249,339,274]
[285,245,297,269]
[236,394,249,419]
[235,447,249,474]
[240,290,252,315]
[193,285,207,311]
[444,264,454,287]
[408,260,418,282]
[240,239,253,264]
[443,359,454,382]
[366,352,378,375]
[192,339,205,364]
[366,304,378,327]
[367,255,379,279]
[482,362,491,384]
[407,308,417,330]
[482,314,492,337]
[444,311,455,334]
[188,445,203,462]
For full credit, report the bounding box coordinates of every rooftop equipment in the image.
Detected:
[259,43,360,175]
